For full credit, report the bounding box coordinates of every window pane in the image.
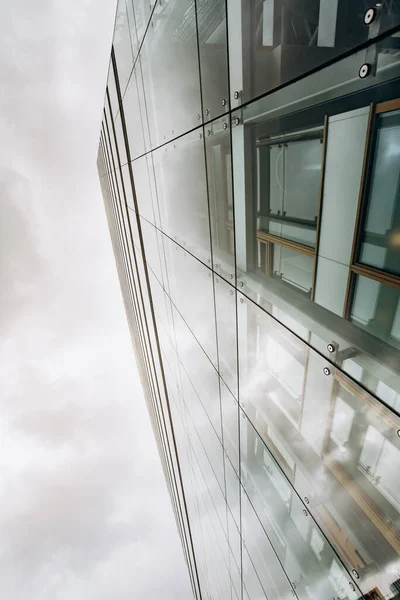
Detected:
[360,109,400,276]
[350,274,400,350]
[271,243,314,295]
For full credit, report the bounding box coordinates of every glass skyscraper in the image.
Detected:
[97,2,400,598]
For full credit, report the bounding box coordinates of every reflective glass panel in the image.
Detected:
[123,58,150,160]
[228,0,400,107]
[152,129,211,265]
[238,293,400,598]
[196,0,229,121]
[113,0,135,96]
[214,276,237,398]
[359,107,400,276]
[205,116,235,281]
[140,0,202,148]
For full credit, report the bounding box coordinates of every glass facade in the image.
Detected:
[97,2,400,599]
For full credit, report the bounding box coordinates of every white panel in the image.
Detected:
[262,0,274,46]
[314,257,349,316]
[318,106,369,266]
[227,0,243,100]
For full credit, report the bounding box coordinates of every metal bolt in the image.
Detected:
[230,290,234,295]
[240,298,244,304]
[239,281,244,287]
[222,98,226,106]
[234,91,239,99]
[199,133,203,139]
[304,497,309,504]
[223,123,228,130]
[323,367,331,376]
[303,509,308,516]
[205,108,209,116]
[207,129,211,136]
[364,7,377,25]
[327,343,335,353]
[397,429,400,437]
[349,582,355,592]
[197,114,201,120]
[352,570,360,579]
[229,273,233,279]
[234,117,240,126]
[359,63,371,79]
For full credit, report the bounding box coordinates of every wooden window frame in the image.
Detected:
[344,99,400,320]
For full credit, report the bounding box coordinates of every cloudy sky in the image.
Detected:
[0,1,191,598]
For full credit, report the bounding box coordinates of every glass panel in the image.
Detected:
[221,378,239,476]
[241,415,361,600]
[131,153,158,225]
[258,131,323,248]
[152,129,211,266]
[360,108,400,276]
[205,116,235,281]
[196,0,229,121]
[115,114,127,167]
[227,0,400,107]
[238,293,400,598]
[107,63,119,118]
[139,217,164,284]
[140,0,202,148]
[230,33,400,412]
[215,276,237,398]
[350,274,400,352]
[113,0,135,96]
[131,0,153,46]
[122,58,150,160]
[271,243,314,295]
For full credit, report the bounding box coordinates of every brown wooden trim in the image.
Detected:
[351,263,400,291]
[312,114,328,301]
[257,230,315,257]
[342,268,354,320]
[375,97,400,114]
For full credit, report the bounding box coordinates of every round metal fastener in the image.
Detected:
[234,117,240,126]
[222,98,226,106]
[234,91,239,99]
[205,108,209,116]
[359,63,371,79]
[230,290,234,295]
[240,298,244,304]
[323,367,331,376]
[239,281,244,287]
[199,133,203,139]
[304,497,309,504]
[349,582,355,592]
[223,123,228,130]
[229,273,234,279]
[327,343,335,353]
[397,429,400,437]
[303,509,308,516]
[207,129,211,136]
[197,114,201,120]
[352,570,359,579]
[364,7,376,25]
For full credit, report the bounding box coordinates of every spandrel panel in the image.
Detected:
[205,116,235,282]
[140,0,202,148]
[215,276,237,398]
[139,217,164,284]
[227,0,400,108]
[114,114,127,167]
[152,129,211,266]
[196,0,229,122]
[164,242,217,367]
[113,0,135,97]
[238,293,400,599]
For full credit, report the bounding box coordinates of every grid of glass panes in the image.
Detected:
[98,3,400,600]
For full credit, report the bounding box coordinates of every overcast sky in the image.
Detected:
[0,1,192,598]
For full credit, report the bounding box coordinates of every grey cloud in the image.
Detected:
[0,1,191,598]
